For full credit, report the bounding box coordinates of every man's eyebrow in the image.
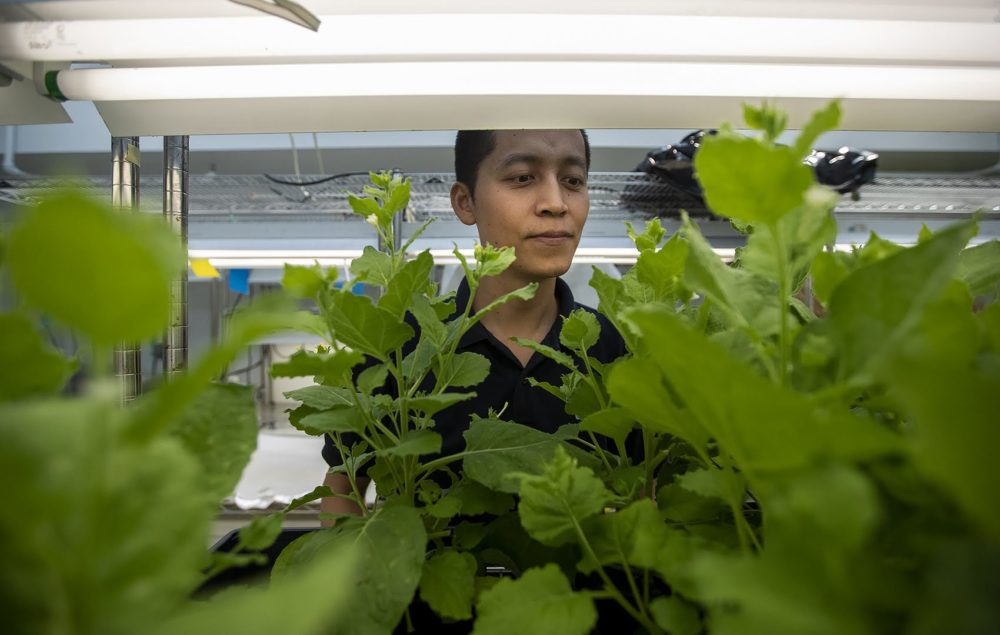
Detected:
[496,153,587,170]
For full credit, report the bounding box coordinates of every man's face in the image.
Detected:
[452,130,589,283]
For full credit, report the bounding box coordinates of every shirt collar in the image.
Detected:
[453,276,576,349]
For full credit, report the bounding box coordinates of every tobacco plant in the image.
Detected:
[0,190,359,635]
[279,101,1000,635]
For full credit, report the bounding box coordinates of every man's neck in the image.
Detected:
[474,273,560,359]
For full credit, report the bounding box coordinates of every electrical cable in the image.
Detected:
[225,357,266,377]
[263,171,370,186]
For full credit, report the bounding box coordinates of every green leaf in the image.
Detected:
[858,231,904,265]
[632,233,690,302]
[764,464,880,552]
[473,564,597,635]
[589,266,628,318]
[677,468,747,520]
[270,348,364,383]
[168,383,258,504]
[743,100,788,144]
[298,408,365,435]
[408,391,476,417]
[385,177,412,216]
[559,309,600,353]
[462,417,565,493]
[237,512,284,551]
[273,505,426,635]
[828,220,977,381]
[124,293,312,444]
[438,351,490,389]
[0,313,74,401]
[792,99,842,158]
[516,446,612,546]
[624,306,899,474]
[154,541,358,635]
[893,280,979,366]
[980,302,1000,352]
[426,493,463,520]
[454,522,489,550]
[447,481,515,516]
[809,250,851,306]
[956,240,1000,297]
[0,395,213,634]
[649,596,703,635]
[891,359,1000,542]
[564,375,603,419]
[6,189,185,344]
[740,187,838,289]
[356,363,389,393]
[379,429,442,458]
[284,384,354,410]
[690,546,872,635]
[909,541,1000,635]
[348,192,381,220]
[474,243,517,278]
[510,338,575,368]
[680,216,780,336]
[350,246,394,287]
[657,482,729,523]
[625,218,665,252]
[695,134,814,225]
[419,550,478,621]
[410,293,448,346]
[473,283,539,320]
[580,499,698,595]
[607,356,710,450]
[281,262,326,299]
[578,407,634,447]
[379,250,433,318]
[325,291,414,359]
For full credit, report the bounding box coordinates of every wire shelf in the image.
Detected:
[3,172,999,219]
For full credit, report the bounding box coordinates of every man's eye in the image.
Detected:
[564,177,585,188]
[512,174,533,184]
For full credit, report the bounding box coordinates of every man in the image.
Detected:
[320,129,626,519]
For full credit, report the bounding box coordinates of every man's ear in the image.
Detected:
[450,182,477,227]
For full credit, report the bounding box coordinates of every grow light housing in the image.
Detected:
[1,3,998,133]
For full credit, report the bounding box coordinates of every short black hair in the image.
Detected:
[454,130,591,199]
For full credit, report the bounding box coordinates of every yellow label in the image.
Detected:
[190,259,220,278]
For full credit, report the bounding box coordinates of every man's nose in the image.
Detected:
[536,174,568,216]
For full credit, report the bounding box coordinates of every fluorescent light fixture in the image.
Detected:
[188,248,363,269]
[3,15,996,66]
[46,62,1000,103]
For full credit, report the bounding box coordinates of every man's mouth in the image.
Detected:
[528,231,574,246]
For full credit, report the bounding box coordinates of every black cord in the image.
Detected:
[225,357,266,377]
[263,171,371,187]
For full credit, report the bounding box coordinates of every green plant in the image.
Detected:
[278,101,1000,635]
[0,190,360,635]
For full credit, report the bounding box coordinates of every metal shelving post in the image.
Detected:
[163,135,189,379]
[111,136,142,405]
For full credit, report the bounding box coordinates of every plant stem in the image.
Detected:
[404,607,414,633]
[331,435,370,516]
[770,223,791,386]
[620,559,648,624]
[642,568,650,607]
[641,429,656,498]
[586,430,615,473]
[571,518,663,635]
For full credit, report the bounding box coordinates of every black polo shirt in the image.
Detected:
[322,277,628,472]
